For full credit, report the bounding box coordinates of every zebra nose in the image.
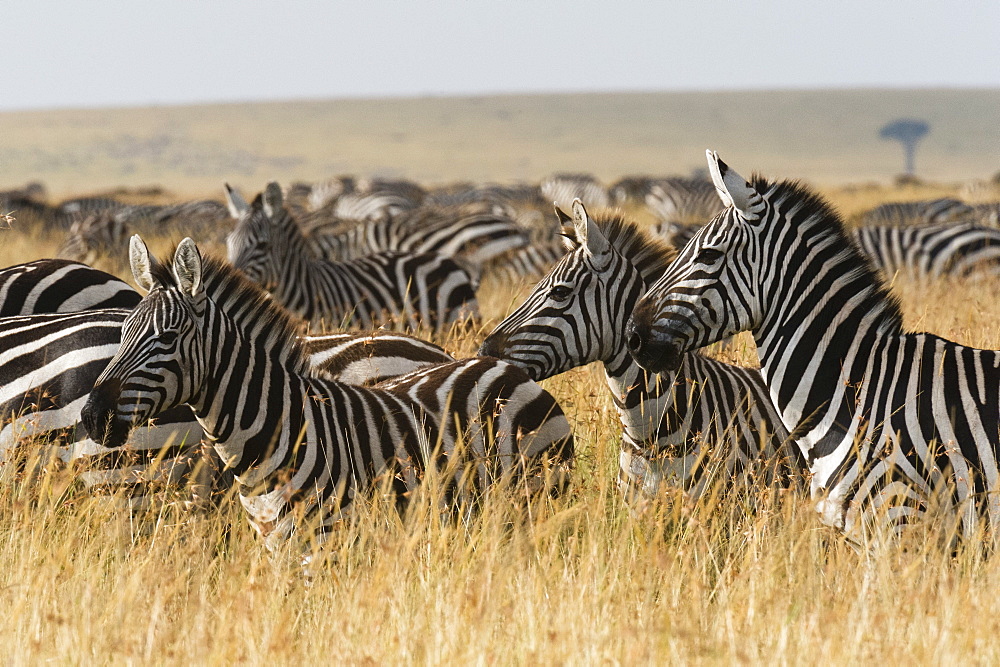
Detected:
[81,379,126,447]
[625,319,645,356]
[478,332,507,358]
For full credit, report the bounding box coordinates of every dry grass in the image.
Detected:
[4,185,1000,663]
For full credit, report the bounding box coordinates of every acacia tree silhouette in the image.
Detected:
[879,119,930,176]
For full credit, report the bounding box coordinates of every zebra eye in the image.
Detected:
[549,285,573,302]
[698,248,725,264]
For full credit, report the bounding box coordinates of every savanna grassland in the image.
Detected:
[1,90,1000,663]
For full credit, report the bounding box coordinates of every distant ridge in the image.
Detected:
[1,89,996,194]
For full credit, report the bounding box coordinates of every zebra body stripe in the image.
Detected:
[628,151,1000,543]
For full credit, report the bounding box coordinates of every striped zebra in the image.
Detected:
[301,202,530,272]
[627,150,1000,545]
[0,308,207,496]
[81,236,574,550]
[54,196,128,230]
[483,237,568,284]
[302,332,453,386]
[540,173,609,210]
[60,200,232,264]
[645,178,726,228]
[0,306,454,502]
[853,222,1000,280]
[480,201,800,504]
[305,176,358,211]
[860,197,975,226]
[423,182,547,211]
[226,182,479,331]
[328,190,419,223]
[58,212,130,267]
[0,259,140,315]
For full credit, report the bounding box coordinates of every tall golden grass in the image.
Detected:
[3,183,1000,663]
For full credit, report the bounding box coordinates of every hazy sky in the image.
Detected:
[5,0,999,111]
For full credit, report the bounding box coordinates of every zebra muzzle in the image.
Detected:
[625,320,685,374]
[81,380,131,448]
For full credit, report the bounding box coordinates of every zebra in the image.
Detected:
[328,190,419,223]
[0,308,207,498]
[300,202,530,273]
[81,236,574,551]
[627,150,1000,545]
[54,196,128,230]
[540,173,609,210]
[302,331,454,386]
[0,306,454,503]
[859,198,975,226]
[60,200,232,265]
[423,182,547,211]
[483,237,568,284]
[852,222,1000,280]
[480,201,800,504]
[226,182,479,332]
[0,258,140,315]
[645,179,726,228]
[58,212,131,267]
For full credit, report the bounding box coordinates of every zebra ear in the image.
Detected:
[224,183,248,219]
[129,235,155,293]
[172,238,203,297]
[554,204,572,226]
[262,182,283,219]
[706,150,763,221]
[571,198,610,256]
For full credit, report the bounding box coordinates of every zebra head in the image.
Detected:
[480,200,665,380]
[626,151,767,373]
[82,236,208,448]
[226,182,288,290]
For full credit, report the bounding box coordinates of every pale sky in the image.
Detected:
[5,0,1000,111]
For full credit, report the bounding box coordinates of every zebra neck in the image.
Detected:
[752,251,903,448]
[602,345,677,448]
[190,307,310,479]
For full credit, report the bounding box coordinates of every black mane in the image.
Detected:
[147,245,309,370]
[751,175,906,331]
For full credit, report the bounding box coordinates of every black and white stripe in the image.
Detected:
[645,179,726,228]
[480,201,800,503]
[226,183,480,331]
[628,150,1000,544]
[853,222,1000,280]
[302,202,530,272]
[82,237,574,550]
[540,173,609,210]
[0,309,456,503]
[0,308,207,499]
[860,197,975,226]
[0,259,140,315]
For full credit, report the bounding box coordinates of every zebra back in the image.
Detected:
[860,197,975,226]
[0,259,140,315]
[645,178,725,226]
[304,202,530,269]
[227,182,479,331]
[853,222,1000,280]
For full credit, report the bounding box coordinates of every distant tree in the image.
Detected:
[879,119,930,176]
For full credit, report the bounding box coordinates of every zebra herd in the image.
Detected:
[3,153,1000,566]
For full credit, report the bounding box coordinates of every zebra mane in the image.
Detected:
[565,210,677,286]
[752,175,905,330]
[147,247,309,371]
